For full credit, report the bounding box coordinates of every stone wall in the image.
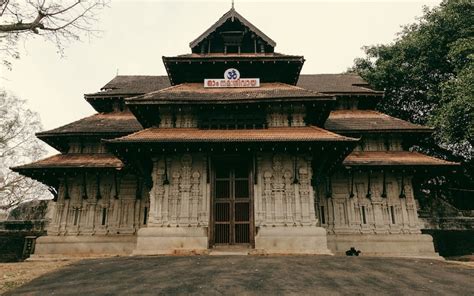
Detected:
[47,172,149,236]
[254,153,330,254]
[317,170,421,235]
[255,153,316,227]
[148,154,209,227]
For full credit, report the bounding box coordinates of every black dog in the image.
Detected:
[345,247,361,256]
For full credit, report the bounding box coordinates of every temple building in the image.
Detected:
[13,7,457,257]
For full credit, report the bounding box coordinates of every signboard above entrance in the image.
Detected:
[204,68,260,88]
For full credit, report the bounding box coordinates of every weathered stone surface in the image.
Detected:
[32,235,136,257]
[255,226,332,254]
[133,227,208,255]
[327,233,439,258]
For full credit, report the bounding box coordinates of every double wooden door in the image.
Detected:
[211,158,254,247]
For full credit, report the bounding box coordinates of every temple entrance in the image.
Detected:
[210,157,254,247]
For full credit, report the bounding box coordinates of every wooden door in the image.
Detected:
[211,158,253,247]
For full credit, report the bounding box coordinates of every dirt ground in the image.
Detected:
[2,256,474,296]
[0,260,74,294]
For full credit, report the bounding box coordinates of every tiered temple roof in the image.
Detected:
[12,6,458,186]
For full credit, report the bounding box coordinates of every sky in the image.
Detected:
[2,0,442,148]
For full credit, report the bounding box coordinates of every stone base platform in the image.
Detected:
[255,226,333,255]
[327,233,441,258]
[133,227,208,255]
[31,235,136,258]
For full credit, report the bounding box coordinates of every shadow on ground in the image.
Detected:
[6,256,474,295]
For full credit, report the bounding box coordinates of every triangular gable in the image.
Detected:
[189,8,276,51]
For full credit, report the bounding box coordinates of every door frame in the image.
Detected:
[209,154,255,248]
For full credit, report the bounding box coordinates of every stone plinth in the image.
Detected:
[327,233,441,258]
[32,235,136,257]
[255,226,332,254]
[133,227,208,255]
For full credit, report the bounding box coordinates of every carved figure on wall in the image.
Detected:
[271,155,285,223]
[169,170,180,225]
[263,170,272,223]
[190,171,201,225]
[283,170,295,224]
[299,166,311,224]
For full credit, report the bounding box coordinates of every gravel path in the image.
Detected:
[5,256,474,295]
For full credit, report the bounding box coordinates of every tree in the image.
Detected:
[0,0,108,69]
[0,90,49,211]
[350,0,473,207]
[351,0,473,159]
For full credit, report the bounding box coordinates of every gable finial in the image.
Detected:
[231,0,234,10]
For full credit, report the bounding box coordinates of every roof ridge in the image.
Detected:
[189,8,276,49]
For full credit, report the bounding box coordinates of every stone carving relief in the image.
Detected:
[258,154,317,227]
[316,171,423,235]
[47,173,149,236]
[283,170,295,225]
[146,153,208,228]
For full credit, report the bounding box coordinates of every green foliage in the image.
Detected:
[351,0,473,161]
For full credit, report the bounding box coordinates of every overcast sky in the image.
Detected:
[2,0,441,139]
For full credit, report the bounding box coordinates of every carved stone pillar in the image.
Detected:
[134,153,208,255]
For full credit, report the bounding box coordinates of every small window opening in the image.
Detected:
[73,209,79,226]
[143,207,148,225]
[101,208,107,226]
[320,206,326,224]
[390,206,396,224]
[361,206,367,224]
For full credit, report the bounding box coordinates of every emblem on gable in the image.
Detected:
[204,68,260,88]
[224,68,240,80]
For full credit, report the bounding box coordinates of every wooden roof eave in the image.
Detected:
[125,96,336,106]
[163,55,305,63]
[328,129,434,135]
[11,166,123,187]
[341,163,459,173]
[37,131,135,139]
[84,93,144,99]
[313,141,359,180]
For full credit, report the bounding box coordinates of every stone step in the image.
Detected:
[209,248,250,256]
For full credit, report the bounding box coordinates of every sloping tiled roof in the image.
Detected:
[12,154,123,170]
[109,126,357,143]
[85,74,378,98]
[297,74,382,94]
[128,83,333,104]
[189,8,276,49]
[86,76,171,96]
[325,110,432,133]
[37,112,142,136]
[343,151,458,167]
